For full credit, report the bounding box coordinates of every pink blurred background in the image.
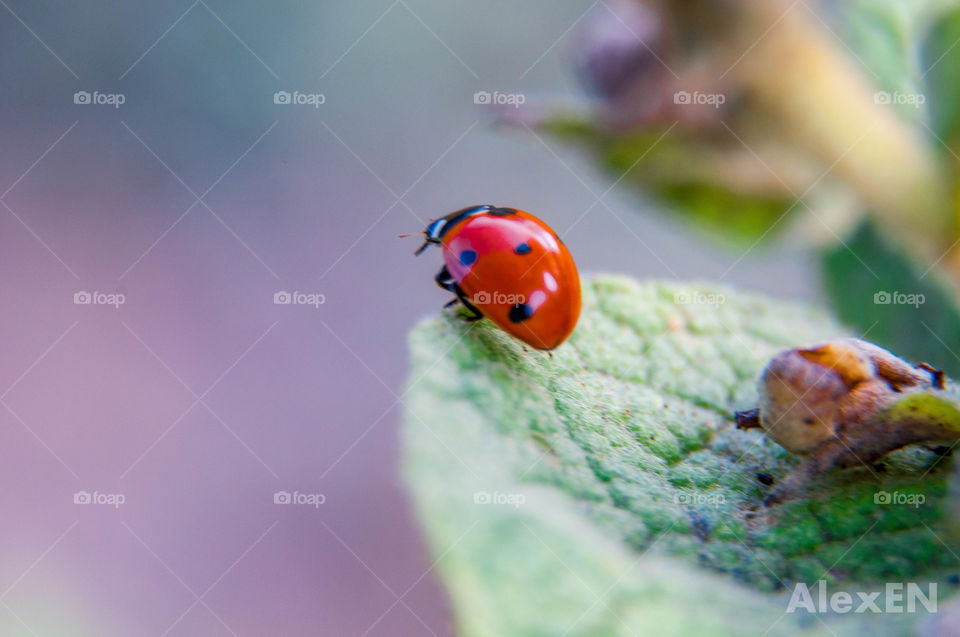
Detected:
[0,1,814,634]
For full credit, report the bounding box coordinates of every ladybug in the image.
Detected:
[414,205,581,350]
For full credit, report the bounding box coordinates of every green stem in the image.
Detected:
[726,0,951,258]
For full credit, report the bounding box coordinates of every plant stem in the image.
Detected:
[725,0,951,259]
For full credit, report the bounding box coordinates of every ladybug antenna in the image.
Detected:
[413,239,431,256]
[398,230,432,256]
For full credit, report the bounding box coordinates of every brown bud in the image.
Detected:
[738,338,949,504]
[754,338,922,454]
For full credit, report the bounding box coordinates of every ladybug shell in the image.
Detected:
[441,209,581,350]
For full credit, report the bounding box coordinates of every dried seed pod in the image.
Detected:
[735,338,952,504]
[749,338,934,454]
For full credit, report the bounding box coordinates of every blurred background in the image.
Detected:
[0,1,834,635]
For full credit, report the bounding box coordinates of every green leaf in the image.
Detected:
[923,5,960,146]
[822,219,960,377]
[404,275,955,636]
[827,0,956,126]
[535,117,796,248]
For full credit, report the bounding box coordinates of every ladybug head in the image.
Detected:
[413,219,444,255]
[414,205,493,255]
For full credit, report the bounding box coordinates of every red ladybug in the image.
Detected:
[415,205,581,350]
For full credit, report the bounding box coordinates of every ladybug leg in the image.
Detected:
[435,266,461,309]
[435,265,457,292]
[453,284,484,322]
[434,266,483,321]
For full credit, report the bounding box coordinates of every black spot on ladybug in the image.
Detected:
[802,417,814,425]
[508,303,534,323]
[488,207,517,216]
[756,472,774,486]
[514,242,531,255]
[459,250,477,266]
